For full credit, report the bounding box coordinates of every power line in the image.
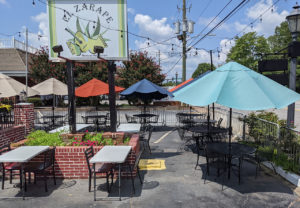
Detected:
[188,0,249,50]
[216,0,282,52]
[187,0,233,45]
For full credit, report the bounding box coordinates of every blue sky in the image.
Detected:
[0,0,297,79]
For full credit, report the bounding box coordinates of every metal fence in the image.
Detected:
[0,109,15,130]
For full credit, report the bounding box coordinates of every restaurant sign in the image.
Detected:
[47,0,128,61]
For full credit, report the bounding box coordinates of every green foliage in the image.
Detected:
[124,137,131,144]
[27,97,43,107]
[117,51,165,88]
[25,130,65,146]
[226,32,270,71]
[192,63,215,78]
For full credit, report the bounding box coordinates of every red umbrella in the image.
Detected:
[75,78,124,97]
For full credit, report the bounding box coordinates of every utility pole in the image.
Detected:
[25,27,28,101]
[174,0,194,82]
[182,0,187,82]
[175,72,178,85]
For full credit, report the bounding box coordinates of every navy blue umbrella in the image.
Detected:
[121,79,173,101]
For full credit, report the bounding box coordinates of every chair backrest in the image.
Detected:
[84,146,94,173]
[43,147,56,169]
[147,125,154,142]
[133,149,143,170]
[217,118,223,128]
[0,144,11,155]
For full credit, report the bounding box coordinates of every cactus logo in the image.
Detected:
[65,17,109,56]
[48,0,128,61]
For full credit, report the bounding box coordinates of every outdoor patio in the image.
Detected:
[0,127,299,208]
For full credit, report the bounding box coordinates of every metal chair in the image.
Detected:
[84,146,114,192]
[140,125,154,154]
[203,146,227,190]
[125,114,138,123]
[119,149,144,194]
[0,144,22,190]
[23,147,56,192]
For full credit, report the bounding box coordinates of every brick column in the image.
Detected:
[14,103,34,135]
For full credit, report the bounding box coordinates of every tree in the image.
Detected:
[29,46,66,84]
[226,32,270,70]
[268,21,294,53]
[117,51,165,88]
[29,47,109,86]
[192,63,215,78]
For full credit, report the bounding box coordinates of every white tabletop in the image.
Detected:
[0,146,49,163]
[49,124,92,133]
[117,123,141,133]
[90,146,132,164]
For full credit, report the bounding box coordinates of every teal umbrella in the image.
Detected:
[174,61,300,145]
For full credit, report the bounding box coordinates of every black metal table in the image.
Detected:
[133,113,157,128]
[206,142,256,180]
[189,126,229,168]
[42,115,65,127]
[82,115,108,124]
[82,115,108,131]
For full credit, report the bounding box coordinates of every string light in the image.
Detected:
[93,21,96,29]
[32,0,35,6]
[63,10,66,18]
[18,32,21,37]
[147,38,150,46]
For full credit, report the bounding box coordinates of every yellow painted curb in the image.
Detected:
[138,159,166,170]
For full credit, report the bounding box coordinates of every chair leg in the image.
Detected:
[2,168,5,189]
[147,141,152,154]
[9,170,12,184]
[19,170,22,190]
[24,172,27,192]
[88,172,91,192]
[137,167,143,184]
[44,172,48,192]
[52,165,56,185]
[34,172,37,184]
[128,163,135,194]
[106,173,110,193]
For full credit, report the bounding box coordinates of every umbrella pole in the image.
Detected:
[228,108,232,179]
[52,94,55,127]
[213,103,215,120]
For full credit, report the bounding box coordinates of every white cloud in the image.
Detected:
[128,8,135,15]
[28,12,49,48]
[0,0,7,5]
[134,14,174,40]
[234,0,289,37]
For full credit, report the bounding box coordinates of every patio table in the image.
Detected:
[0,146,50,200]
[42,115,65,127]
[90,146,132,201]
[133,113,157,129]
[82,115,108,124]
[117,124,141,133]
[206,142,256,180]
[189,127,229,168]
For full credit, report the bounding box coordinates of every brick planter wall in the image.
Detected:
[0,125,25,147]
[0,103,34,147]
[14,103,34,135]
[28,133,140,179]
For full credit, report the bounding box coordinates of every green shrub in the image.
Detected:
[27,97,43,107]
[25,130,65,146]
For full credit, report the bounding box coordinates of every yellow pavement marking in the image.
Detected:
[138,159,166,170]
[153,129,174,144]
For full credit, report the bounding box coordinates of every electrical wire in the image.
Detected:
[188,0,248,50]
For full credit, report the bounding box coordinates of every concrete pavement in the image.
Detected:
[0,127,299,208]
